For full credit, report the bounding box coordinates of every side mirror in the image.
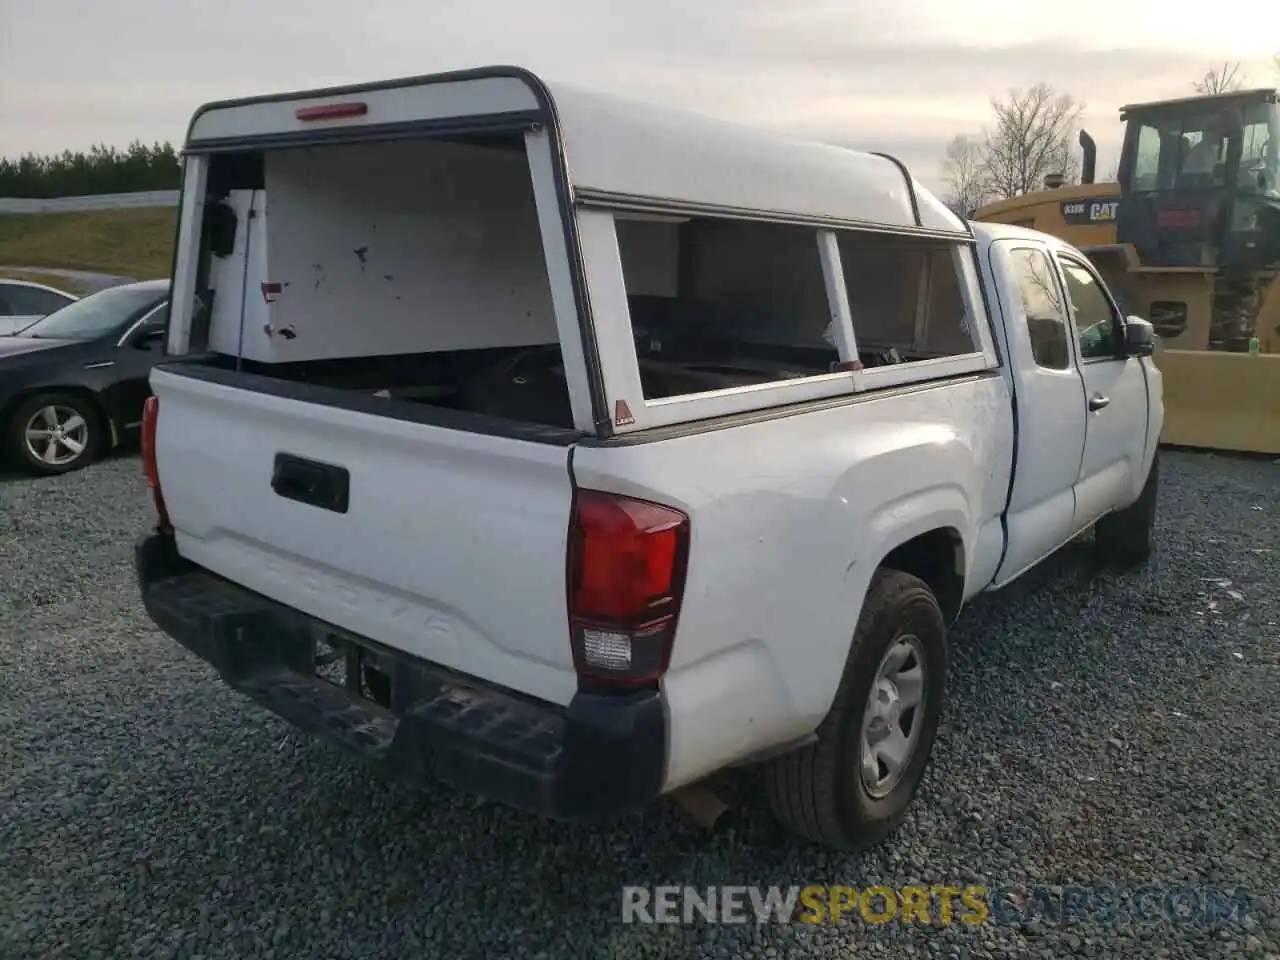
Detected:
[132,326,166,351]
[1123,316,1156,358]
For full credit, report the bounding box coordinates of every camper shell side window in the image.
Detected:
[618,215,839,398]
[581,207,996,432]
[833,230,984,367]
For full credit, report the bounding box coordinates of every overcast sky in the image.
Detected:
[1,0,1276,193]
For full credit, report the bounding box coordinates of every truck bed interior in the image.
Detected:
[610,214,979,402]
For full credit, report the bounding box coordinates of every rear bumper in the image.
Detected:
[135,533,667,823]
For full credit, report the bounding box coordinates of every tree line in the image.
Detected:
[0,141,181,198]
[940,57,1277,217]
[3,54,1276,206]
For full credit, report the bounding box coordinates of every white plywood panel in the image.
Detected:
[206,189,270,358]
[224,138,559,362]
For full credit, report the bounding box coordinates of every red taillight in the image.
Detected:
[295,102,368,122]
[141,396,170,530]
[567,489,690,688]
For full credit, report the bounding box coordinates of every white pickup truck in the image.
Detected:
[135,67,1162,850]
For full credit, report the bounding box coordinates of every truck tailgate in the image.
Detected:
[149,367,580,707]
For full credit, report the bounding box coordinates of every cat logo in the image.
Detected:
[1061,198,1120,225]
[1088,201,1119,221]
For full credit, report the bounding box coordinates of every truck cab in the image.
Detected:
[1116,87,1280,273]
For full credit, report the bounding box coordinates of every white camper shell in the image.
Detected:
[164,66,997,438]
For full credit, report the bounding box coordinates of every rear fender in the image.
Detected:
[839,490,971,643]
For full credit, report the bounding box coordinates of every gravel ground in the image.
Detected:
[1,451,1276,960]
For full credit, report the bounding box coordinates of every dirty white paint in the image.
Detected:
[208,138,560,363]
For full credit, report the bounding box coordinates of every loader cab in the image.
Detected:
[1116,89,1280,270]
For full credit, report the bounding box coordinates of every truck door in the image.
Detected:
[989,242,1089,586]
[1054,254,1150,528]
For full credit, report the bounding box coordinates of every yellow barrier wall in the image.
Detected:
[1155,350,1280,455]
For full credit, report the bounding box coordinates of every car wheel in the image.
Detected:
[6,392,102,476]
[762,568,948,850]
[1094,450,1159,568]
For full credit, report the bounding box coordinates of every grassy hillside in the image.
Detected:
[0,207,176,280]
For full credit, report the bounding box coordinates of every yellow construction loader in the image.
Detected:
[974,87,1279,455]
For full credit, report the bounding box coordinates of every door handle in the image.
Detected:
[1088,394,1111,412]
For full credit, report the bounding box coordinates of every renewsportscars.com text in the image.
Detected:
[621,884,1253,927]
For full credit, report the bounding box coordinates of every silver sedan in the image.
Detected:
[0,279,80,336]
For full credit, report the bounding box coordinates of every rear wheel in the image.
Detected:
[1094,451,1159,568]
[762,568,948,850]
[5,392,102,476]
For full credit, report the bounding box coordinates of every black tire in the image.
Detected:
[5,392,103,476]
[762,568,948,850]
[1094,450,1159,568]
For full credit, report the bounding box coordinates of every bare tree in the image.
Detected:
[979,84,1084,200]
[1193,61,1246,95]
[940,135,990,217]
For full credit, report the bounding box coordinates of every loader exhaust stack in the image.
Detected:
[1079,130,1097,185]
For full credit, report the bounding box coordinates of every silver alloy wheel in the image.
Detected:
[23,405,90,466]
[859,633,926,799]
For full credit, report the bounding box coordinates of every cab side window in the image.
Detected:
[1059,259,1120,360]
[1009,247,1070,370]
